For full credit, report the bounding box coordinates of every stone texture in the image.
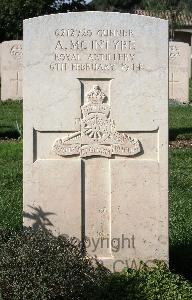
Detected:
[23,12,168,271]
[169,41,191,103]
[1,40,23,100]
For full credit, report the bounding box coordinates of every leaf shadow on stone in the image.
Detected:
[23,205,55,232]
[170,243,192,281]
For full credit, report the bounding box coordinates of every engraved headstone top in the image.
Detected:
[169,41,190,103]
[1,40,23,100]
[169,44,180,60]
[10,43,23,60]
[24,12,168,272]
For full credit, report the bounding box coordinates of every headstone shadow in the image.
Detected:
[169,128,192,141]
[170,242,192,281]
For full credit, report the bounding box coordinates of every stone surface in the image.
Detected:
[169,41,191,103]
[23,12,168,271]
[1,40,23,100]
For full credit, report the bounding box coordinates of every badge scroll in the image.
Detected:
[53,85,141,158]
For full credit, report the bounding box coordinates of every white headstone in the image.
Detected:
[169,41,191,103]
[23,12,168,271]
[1,40,23,101]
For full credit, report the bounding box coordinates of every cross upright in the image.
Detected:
[169,73,180,99]
[24,76,165,269]
[29,82,143,263]
[10,71,22,96]
[52,83,142,259]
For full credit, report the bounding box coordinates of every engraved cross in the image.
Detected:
[51,85,142,260]
[169,73,179,99]
[11,71,22,95]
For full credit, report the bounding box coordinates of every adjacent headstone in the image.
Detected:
[0,43,2,78]
[0,43,1,99]
[23,12,168,271]
[191,53,192,79]
[1,40,23,101]
[169,41,191,103]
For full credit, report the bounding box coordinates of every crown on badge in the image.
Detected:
[86,85,107,104]
[82,85,109,117]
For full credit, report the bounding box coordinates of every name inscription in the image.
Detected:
[49,28,143,72]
